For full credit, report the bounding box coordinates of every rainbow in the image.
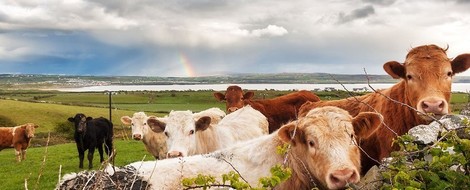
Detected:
[179,53,197,77]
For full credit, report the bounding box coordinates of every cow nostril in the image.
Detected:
[422,102,429,109]
[438,101,444,108]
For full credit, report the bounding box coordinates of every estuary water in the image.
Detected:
[55,83,470,93]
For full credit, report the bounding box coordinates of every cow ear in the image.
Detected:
[383,61,405,79]
[352,112,382,139]
[451,54,470,74]
[278,122,304,146]
[213,92,226,101]
[195,116,211,131]
[67,117,74,122]
[147,118,166,133]
[120,116,132,125]
[243,92,254,100]
[86,117,93,121]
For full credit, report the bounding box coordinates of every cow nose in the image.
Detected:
[328,169,359,189]
[133,134,142,140]
[167,151,183,158]
[421,100,446,114]
[227,107,239,113]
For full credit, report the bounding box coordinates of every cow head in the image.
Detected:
[278,106,382,189]
[214,85,254,113]
[121,112,153,140]
[68,113,90,133]
[147,110,208,158]
[22,123,39,138]
[383,44,470,121]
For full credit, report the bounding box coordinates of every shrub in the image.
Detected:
[381,118,470,189]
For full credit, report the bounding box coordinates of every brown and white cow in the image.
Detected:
[121,112,168,160]
[299,44,470,173]
[214,86,320,133]
[78,106,380,189]
[147,106,268,158]
[0,123,39,162]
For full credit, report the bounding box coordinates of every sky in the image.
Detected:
[0,0,470,77]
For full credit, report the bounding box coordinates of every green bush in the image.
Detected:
[381,119,470,189]
[54,121,75,140]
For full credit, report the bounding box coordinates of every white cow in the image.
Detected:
[58,106,382,190]
[120,112,168,159]
[147,105,269,158]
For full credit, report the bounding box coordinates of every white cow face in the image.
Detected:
[121,112,151,140]
[147,111,210,158]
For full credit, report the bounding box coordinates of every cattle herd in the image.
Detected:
[1,44,469,189]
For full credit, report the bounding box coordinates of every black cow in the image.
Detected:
[68,113,114,169]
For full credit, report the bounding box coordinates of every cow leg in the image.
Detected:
[78,151,85,169]
[97,143,104,163]
[21,149,27,160]
[15,150,21,162]
[87,149,95,169]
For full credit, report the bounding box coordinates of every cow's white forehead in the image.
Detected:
[165,111,195,132]
[132,112,147,121]
[304,106,354,134]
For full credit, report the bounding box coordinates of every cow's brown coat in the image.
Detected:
[299,44,470,173]
[214,86,320,133]
[0,123,39,162]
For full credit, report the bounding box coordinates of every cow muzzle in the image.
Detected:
[133,134,142,140]
[327,168,359,189]
[417,98,448,120]
[167,151,183,158]
[227,107,239,113]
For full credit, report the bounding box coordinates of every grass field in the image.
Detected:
[0,89,468,189]
[0,139,155,190]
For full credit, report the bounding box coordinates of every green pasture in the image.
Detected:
[0,89,468,189]
[0,139,155,190]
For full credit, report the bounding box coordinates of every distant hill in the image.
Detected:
[0,73,469,89]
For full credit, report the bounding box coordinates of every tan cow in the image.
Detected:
[214,86,321,133]
[80,106,381,189]
[121,112,168,160]
[0,123,39,162]
[299,44,470,173]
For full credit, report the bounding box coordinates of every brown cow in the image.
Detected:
[299,44,470,173]
[214,86,320,133]
[0,123,39,162]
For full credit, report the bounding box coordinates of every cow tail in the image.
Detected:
[105,120,114,157]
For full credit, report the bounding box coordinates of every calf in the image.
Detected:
[147,106,268,158]
[299,44,470,173]
[58,106,381,189]
[68,114,114,169]
[121,112,168,160]
[0,123,39,162]
[214,86,320,133]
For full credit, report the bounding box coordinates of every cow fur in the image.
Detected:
[58,106,381,189]
[299,44,470,173]
[214,86,320,133]
[0,123,39,162]
[121,112,168,160]
[147,106,268,158]
[68,114,114,169]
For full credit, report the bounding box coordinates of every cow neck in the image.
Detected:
[276,150,322,190]
[383,81,426,135]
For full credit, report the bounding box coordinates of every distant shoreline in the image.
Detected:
[49,83,470,93]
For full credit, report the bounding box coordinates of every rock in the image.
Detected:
[356,165,383,190]
[408,115,468,144]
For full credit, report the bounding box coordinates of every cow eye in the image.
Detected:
[144,123,147,125]
[189,130,195,135]
[447,71,452,77]
[164,132,169,137]
[406,74,412,80]
[308,140,315,147]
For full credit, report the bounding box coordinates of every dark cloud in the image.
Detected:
[362,0,396,6]
[337,5,375,24]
